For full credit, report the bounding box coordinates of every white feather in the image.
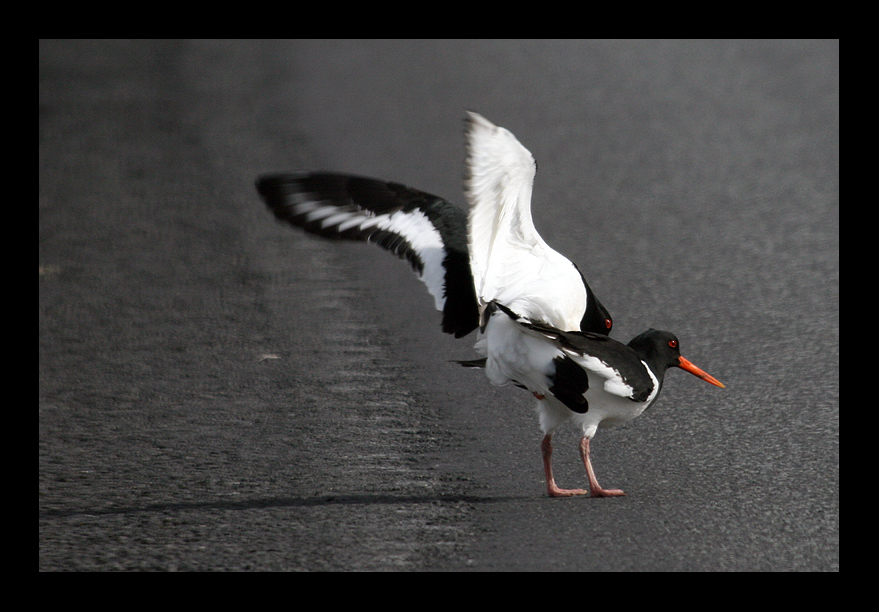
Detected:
[291,199,447,311]
[464,112,586,330]
[370,209,447,311]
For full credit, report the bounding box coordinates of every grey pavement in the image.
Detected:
[39,40,838,571]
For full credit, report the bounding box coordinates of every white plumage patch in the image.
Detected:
[292,198,447,310]
[638,360,661,406]
[562,349,635,399]
[477,309,562,393]
[464,112,587,331]
[376,209,447,310]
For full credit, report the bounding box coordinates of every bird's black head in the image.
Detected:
[627,329,682,372]
[577,274,613,335]
[627,329,725,388]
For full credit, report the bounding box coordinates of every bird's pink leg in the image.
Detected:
[579,436,625,497]
[542,435,589,497]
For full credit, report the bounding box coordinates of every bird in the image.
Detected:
[487,302,724,497]
[255,116,612,340]
[256,111,723,498]
[462,113,722,496]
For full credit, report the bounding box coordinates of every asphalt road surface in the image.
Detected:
[39,40,839,571]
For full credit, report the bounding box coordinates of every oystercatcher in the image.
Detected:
[488,303,724,497]
[256,112,722,497]
[462,113,722,496]
[255,115,612,338]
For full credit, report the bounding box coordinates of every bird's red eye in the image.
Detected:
[605,318,612,330]
[668,339,678,348]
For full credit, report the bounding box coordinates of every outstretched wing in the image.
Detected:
[256,172,479,337]
[463,112,588,331]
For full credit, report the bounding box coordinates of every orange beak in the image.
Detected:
[677,356,725,388]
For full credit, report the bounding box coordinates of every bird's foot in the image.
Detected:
[589,487,626,498]
[547,484,590,497]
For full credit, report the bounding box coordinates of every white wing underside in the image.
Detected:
[464,112,586,331]
[292,199,447,311]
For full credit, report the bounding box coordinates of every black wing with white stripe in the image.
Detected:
[256,172,479,338]
[493,302,657,403]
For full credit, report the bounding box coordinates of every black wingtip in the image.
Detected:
[255,173,298,206]
[255,173,286,194]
